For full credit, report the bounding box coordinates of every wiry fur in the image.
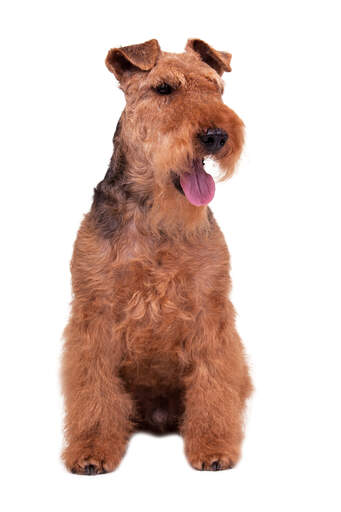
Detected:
[62,39,252,475]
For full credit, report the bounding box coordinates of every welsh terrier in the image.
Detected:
[62,38,252,475]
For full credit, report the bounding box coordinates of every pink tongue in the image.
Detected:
[180,159,215,206]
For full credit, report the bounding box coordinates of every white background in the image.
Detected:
[1,0,340,510]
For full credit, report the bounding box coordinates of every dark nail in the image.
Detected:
[84,464,96,475]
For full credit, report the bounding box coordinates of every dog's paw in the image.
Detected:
[71,459,109,475]
[188,454,236,471]
[63,440,125,475]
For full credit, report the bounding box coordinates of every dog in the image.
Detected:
[62,38,252,475]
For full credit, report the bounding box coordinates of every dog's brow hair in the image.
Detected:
[147,73,223,96]
[205,75,224,94]
[150,72,186,89]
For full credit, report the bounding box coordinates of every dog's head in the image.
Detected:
[106,39,244,210]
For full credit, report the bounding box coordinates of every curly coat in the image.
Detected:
[62,38,252,475]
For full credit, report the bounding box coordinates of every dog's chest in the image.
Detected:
[108,226,229,383]
[115,241,199,321]
[113,242,197,383]
[112,233,215,346]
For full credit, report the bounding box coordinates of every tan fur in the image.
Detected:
[62,38,252,475]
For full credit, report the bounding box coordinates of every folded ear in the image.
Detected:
[106,39,160,81]
[186,39,232,75]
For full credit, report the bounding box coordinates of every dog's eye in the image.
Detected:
[155,83,174,95]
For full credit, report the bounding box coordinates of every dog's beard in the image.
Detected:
[150,129,239,207]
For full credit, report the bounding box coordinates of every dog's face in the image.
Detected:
[106,39,244,209]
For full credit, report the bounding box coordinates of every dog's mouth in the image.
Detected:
[171,159,215,207]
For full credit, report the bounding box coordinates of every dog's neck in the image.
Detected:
[91,120,212,241]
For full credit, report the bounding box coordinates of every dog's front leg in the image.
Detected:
[61,312,133,475]
[182,324,251,471]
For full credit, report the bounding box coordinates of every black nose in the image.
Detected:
[198,128,228,153]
